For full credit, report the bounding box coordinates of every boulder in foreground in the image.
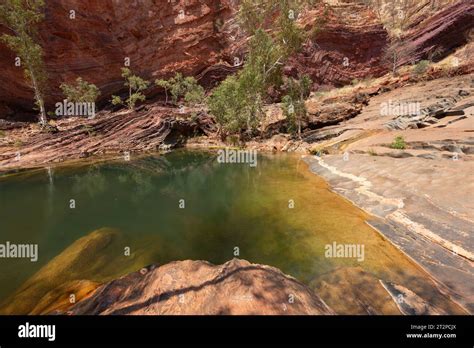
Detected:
[68,259,334,315]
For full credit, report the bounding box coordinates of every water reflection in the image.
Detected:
[0,150,466,314]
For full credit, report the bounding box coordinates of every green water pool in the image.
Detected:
[0,150,464,314]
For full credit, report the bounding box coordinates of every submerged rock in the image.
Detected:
[380,281,447,315]
[0,227,335,315]
[0,228,152,315]
[68,259,334,315]
[311,267,402,315]
[30,280,100,315]
[311,267,460,315]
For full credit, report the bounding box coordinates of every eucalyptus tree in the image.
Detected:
[208,0,309,138]
[0,0,48,125]
[112,68,150,110]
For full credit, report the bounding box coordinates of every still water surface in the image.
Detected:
[0,150,460,313]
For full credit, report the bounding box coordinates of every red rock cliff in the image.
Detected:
[0,0,472,120]
[0,0,237,117]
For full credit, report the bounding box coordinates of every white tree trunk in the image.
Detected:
[29,67,47,126]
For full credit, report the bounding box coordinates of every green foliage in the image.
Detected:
[207,28,284,136]
[237,0,270,35]
[226,135,241,148]
[0,0,47,125]
[208,0,308,137]
[184,82,205,105]
[277,1,305,56]
[112,68,149,110]
[155,78,172,104]
[169,73,186,105]
[208,75,261,135]
[412,60,430,76]
[156,73,205,106]
[238,0,309,37]
[239,0,305,59]
[390,135,406,150]
[281,75,312,136]
[60,77,101,103]
[111,95,122,106]
[181,76,205,105]
[248,29,285,89]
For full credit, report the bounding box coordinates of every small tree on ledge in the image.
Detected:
[60,77,101,103]
[155,78,172,105]
[112,68,150,110]
[0,0,48,126]
[382,38,416,76]
[281,75,312,138]
[156,73,205,106]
